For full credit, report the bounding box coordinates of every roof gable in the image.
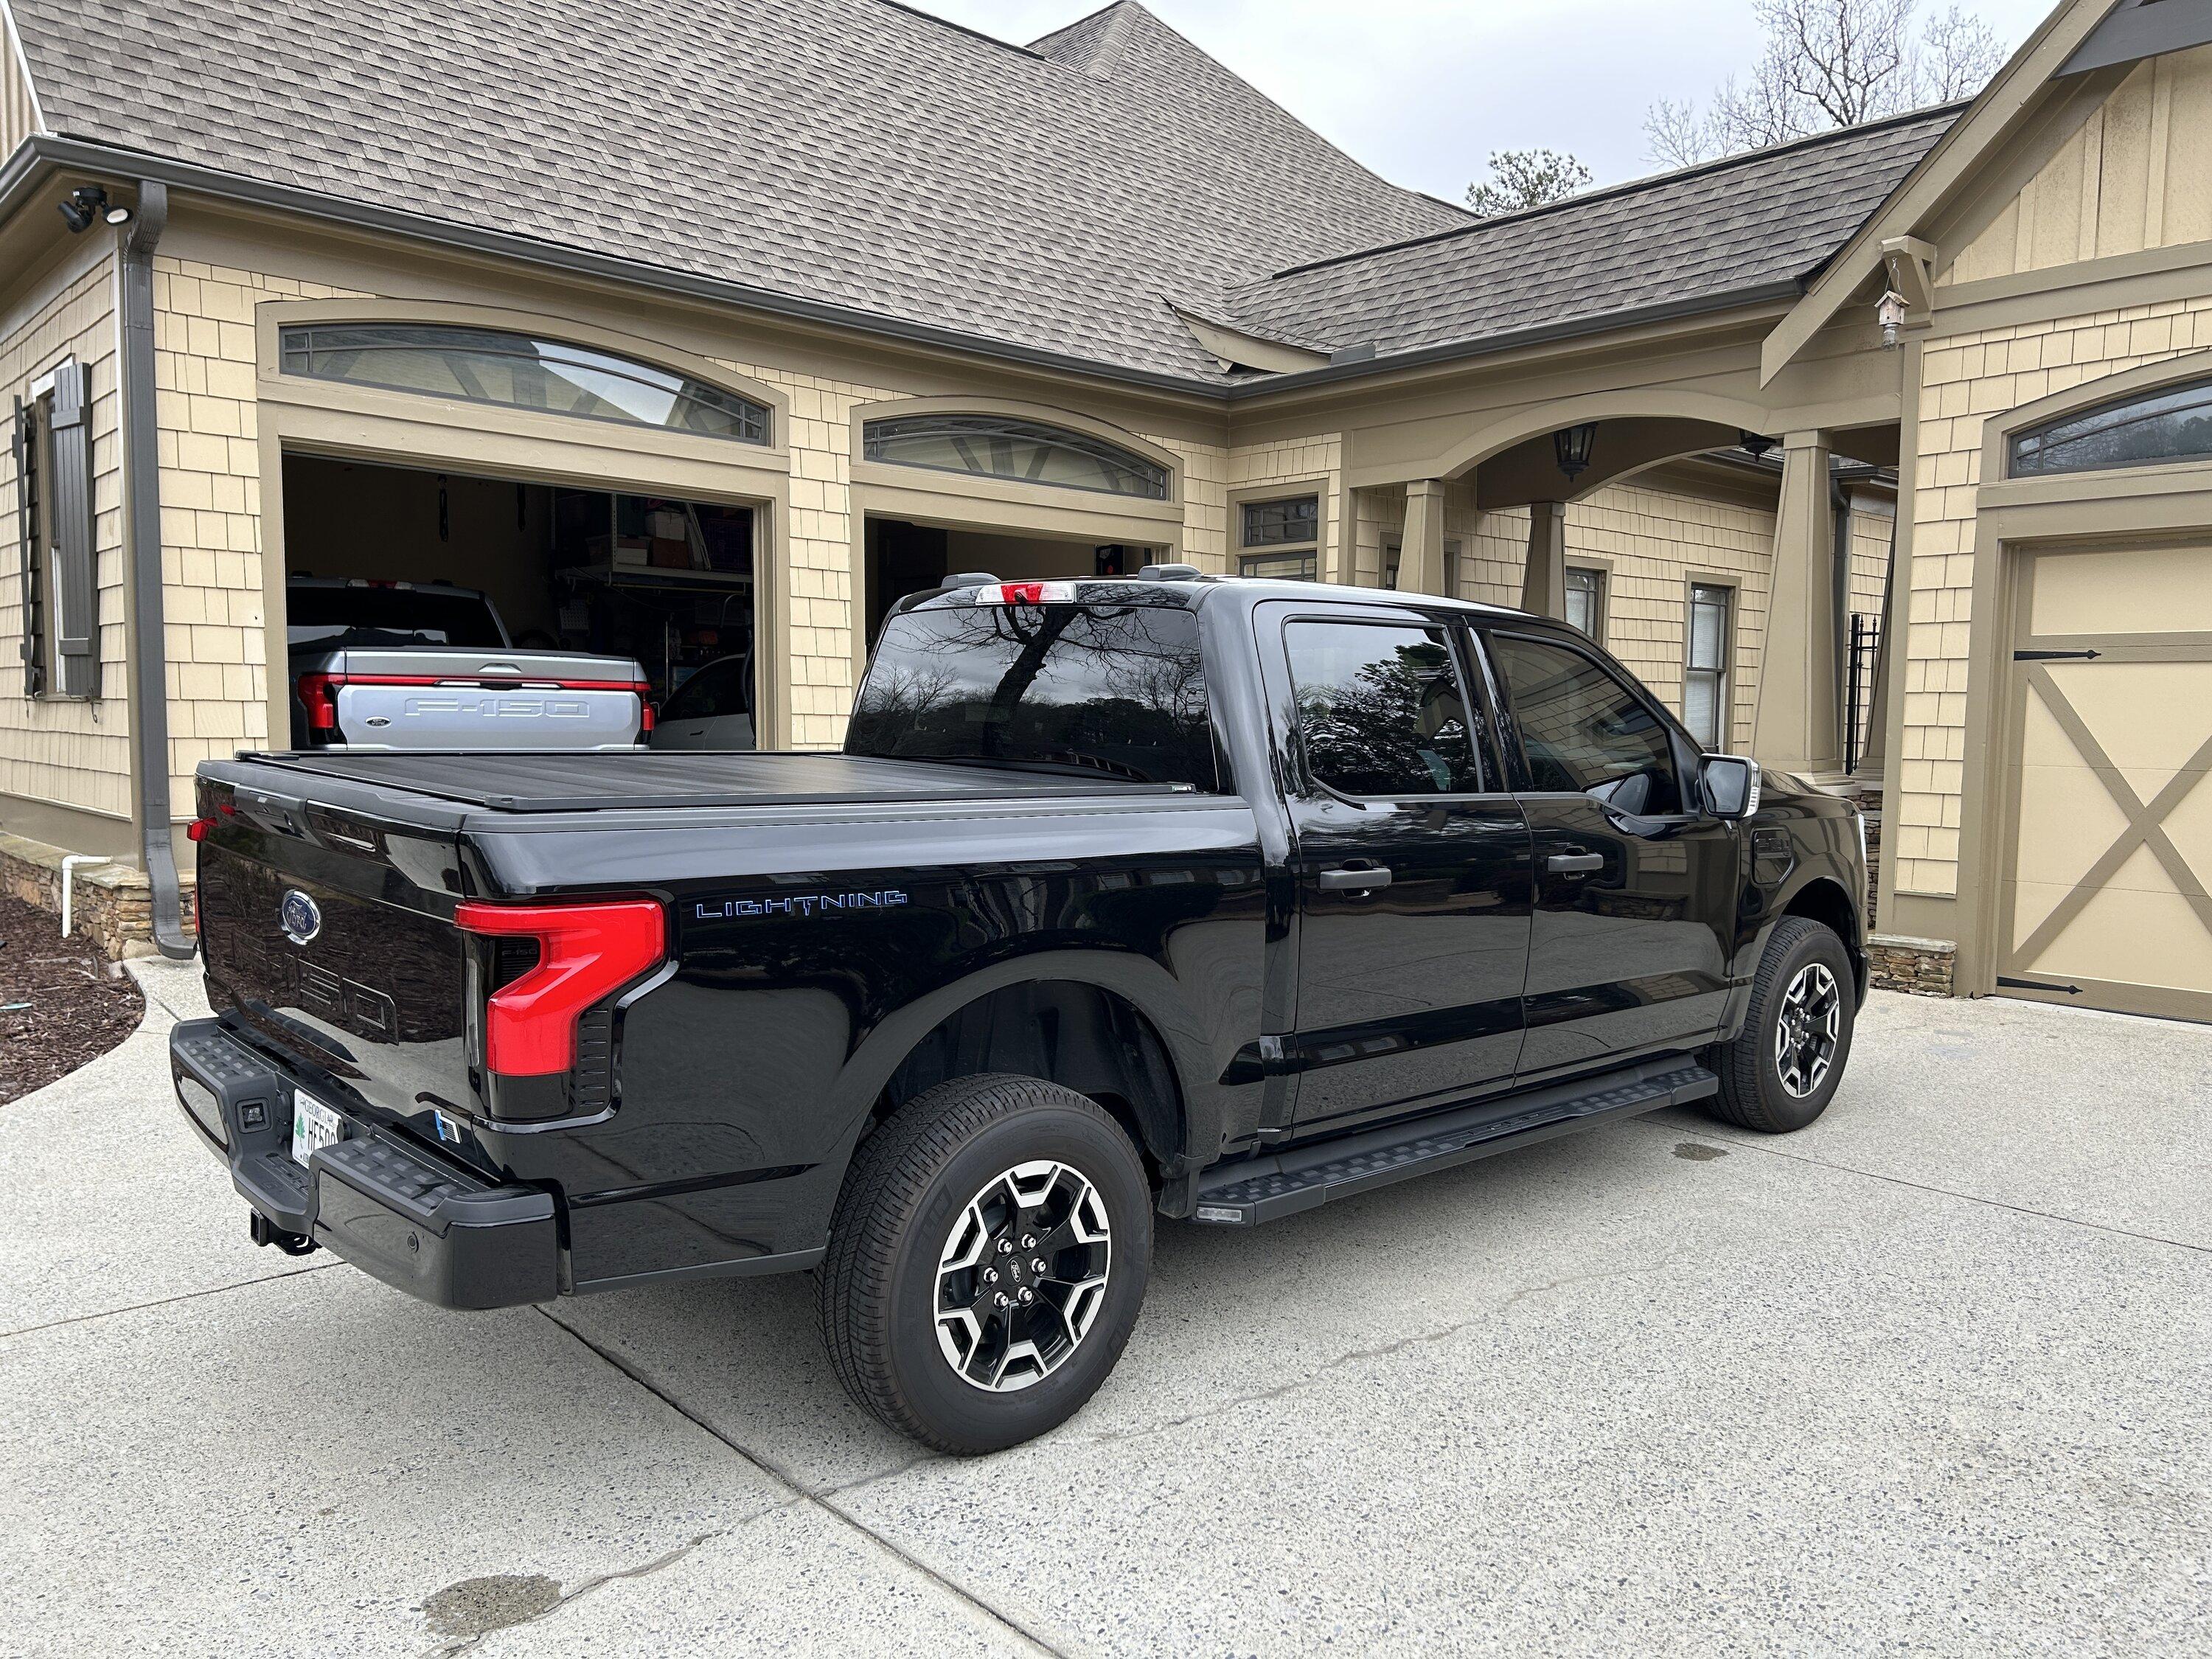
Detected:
[1942,44,2212,286]
[1759,0,2143,381]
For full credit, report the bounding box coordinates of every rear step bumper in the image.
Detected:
[1192,1060,1719,1226]
[170,1018,559,1310]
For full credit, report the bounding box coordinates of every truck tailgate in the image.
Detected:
[309,647,647,750]
[194,769,476,1134]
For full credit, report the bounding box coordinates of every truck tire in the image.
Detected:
[1704,917,1857,1134]
[816,1074,1153,1455]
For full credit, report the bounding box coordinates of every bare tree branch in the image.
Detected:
[1644,0,2007,169]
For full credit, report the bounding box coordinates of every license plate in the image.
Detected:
[291,1090,345,1168]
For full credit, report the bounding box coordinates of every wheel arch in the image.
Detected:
[1777,873,1869,1001]
[830,950,1221,1182]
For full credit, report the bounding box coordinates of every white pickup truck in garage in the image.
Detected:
[285,578,653,751]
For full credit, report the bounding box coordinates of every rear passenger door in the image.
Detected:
[1478,628,1739,1078]
[1258,602,1533,1133]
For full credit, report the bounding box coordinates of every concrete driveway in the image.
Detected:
[3,967,2206,1658]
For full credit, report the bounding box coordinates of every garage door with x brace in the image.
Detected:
[2001,543,2212,1023]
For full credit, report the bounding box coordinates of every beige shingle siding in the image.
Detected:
[1161,437,1229,572]
[0,247,131,821]
[732,364,893,751]
[153,257,367,804]
[1899,293,2212,897]
[1559,484,1776,753]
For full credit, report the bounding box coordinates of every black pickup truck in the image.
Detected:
[172,569,1868,1453]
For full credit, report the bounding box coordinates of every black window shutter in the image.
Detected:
[11,394,41,698]
[48,363,97,699]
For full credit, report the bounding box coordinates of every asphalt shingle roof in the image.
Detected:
[9,0,1958,386]
[1219,108,1961,364]
[10,0,1464,383]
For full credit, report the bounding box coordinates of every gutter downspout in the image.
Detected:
[120,180,192,959]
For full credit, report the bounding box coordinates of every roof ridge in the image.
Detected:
[1029,0,1138,69]
[869,0,1043,60]
[1262,97,1972,287]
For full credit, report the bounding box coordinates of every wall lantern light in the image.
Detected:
[1553,422,1599,482]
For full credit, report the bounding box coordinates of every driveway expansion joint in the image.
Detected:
[0,1259,341,1343]
[1648,1121,2211,1255]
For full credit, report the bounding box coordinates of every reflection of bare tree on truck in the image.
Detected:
[849,602,1217,789]
[1298,644,1472,797]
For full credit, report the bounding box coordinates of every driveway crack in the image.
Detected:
[1082,1250,1695,1449]
[538,1307,1067,1658]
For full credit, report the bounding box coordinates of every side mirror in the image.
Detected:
[1700,754,1761,820]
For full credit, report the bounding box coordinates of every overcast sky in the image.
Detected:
[911,0,2060,201]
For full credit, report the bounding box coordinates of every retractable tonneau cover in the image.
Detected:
[220,750,1192,814]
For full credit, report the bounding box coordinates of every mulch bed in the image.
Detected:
[0,891,146,1105]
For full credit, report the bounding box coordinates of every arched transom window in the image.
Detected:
[862,414,1169,499]
[279,324,771,445]
[2010,375,2212,476]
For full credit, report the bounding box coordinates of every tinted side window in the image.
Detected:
[1489,634,1682,815]
[664,658,749,721]
[1285,621,1479,797]
[847,602,1217,790]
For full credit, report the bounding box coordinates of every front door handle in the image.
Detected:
[1547,852,1604,874]
[1318,865,1394,891]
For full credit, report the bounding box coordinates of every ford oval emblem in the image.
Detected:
[279,888,323,947]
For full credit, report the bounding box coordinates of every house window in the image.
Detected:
[2010,375,2212,476]
[1242,495,1319,549]
[863,414,1168,498]
[279,324,771,445]
[1565,566,1606,641]
[1685,582,1733,748]
[1240,550,1318,580]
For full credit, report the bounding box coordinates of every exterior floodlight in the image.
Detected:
[1553,422,1598,482]
[59,186,111,234]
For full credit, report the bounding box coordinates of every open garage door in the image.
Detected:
[2000,543,2212,1023]
[280,456,760,749]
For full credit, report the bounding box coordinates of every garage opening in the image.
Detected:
[280,455,761,749]
[863,515,1164,653]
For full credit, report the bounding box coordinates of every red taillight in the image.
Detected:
[297,671,341,731]
[456,900,666,1077]
[639,700,656,735]
[186,816,215,843]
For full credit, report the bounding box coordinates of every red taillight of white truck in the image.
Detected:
[454,899,666,1077]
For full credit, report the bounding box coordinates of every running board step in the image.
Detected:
[1191,1061,1717,1227]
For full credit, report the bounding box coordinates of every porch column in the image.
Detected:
[1750,431,1843,776]
[1399,479,1447,594]
[1521,501,1568,617]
